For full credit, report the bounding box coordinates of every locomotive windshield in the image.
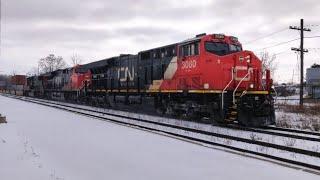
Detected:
[205,42,242,56]
[229,44,242,52]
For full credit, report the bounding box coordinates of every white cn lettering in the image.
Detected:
[118,67,135,82]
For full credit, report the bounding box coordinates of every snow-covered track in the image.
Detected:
[13,95,320,142]
[262,126,320,137]
[2,94,320,173]
[221,125,320,142]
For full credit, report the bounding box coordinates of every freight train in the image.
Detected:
[22,33,275,127]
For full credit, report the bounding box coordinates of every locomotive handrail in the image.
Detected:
[271,86,278,104]
[233,72,250,105]
[221,67,234,111]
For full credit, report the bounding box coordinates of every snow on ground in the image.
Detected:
[23,96,320,155]
[24,97,320,166]
[275,95,320,131]
[0,96,319,180]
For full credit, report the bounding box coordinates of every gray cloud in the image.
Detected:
[1,0,320,82]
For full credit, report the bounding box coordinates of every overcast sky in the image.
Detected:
[1,0,320,82]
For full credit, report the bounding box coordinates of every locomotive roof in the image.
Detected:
[139,43,177,54]
[75,57,113,73]
[78,54,137,72]
[76,56,117,72]
[179,36,202,45]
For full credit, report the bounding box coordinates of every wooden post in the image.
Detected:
[0,114,6,123]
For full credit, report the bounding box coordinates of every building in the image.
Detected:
[10,75,27,96]
[306,64,320,98]
[0,80,6,90]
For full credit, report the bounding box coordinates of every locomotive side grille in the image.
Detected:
[178,78,187,89]
[191,77,201,89]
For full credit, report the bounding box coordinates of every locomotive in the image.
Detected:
[24,33,275,127]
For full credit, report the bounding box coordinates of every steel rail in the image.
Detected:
[263,126,320,137]
[13,95,320,142]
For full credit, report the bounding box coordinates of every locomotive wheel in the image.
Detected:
[167,106,183,118]
[156,107,165,115]
[237,109,251,126]
[211,110,225,124]
[238,109,268,127]
[269,110,276,125]
[165,105,176,116]
[186,108,197,121]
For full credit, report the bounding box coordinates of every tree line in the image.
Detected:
[27,54,83,76]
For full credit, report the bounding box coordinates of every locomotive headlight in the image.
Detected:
[214,34,225,39]
[245,55,251,63]
[249,83,254,89]
[204,83,209,89]
[239,56,244,62]
[230,36,238,42]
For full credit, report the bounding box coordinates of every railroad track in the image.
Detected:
[224,124,320,142]
[262,126,320,137]
[11,95,320,142]
[2,94,320,173]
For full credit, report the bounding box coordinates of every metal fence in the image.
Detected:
[307,85,320,99]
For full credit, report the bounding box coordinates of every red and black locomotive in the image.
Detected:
[25,33,275,127]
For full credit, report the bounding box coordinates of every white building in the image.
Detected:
[306,64,320,98]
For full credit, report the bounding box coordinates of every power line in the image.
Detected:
[305,24,320,27]
[307,48,320,50]
[273,50,293,56]
[309,49,320,58]
[304,35,320,39]
[253,37,300,51]
[243,28,288,45]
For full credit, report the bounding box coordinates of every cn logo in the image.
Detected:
[181,59,197,69]
[118,67,135,82]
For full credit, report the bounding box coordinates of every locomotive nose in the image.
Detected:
[235,51,254,65]
[232,51,261,90]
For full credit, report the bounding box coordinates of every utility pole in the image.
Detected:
[290,19,311,106]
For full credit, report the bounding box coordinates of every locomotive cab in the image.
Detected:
[172,33,275,126]
[203,34,274,126]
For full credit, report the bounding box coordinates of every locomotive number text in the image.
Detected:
[181,60,197,69]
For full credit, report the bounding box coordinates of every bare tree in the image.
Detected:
[26,67,39,76]
[11,69,17,76]
[260,51,278,77]
[38,54,67,73]
[311,63,320,68]
[70,53,83,66]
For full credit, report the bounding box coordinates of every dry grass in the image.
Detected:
[311,119,320,131]
[283,138,296,147]
[276,103,320,131]
[275,114,293,129]
[250,133,263,141]
[275,111,320,132]
[280,104,320,115]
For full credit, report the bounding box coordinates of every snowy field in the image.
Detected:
[17,95,320,166]
[275,95,320,131]
[0,96,319,180]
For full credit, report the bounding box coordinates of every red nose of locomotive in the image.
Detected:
[232,51,260,91]
[231,51,272,92]
[199,34,271,93]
